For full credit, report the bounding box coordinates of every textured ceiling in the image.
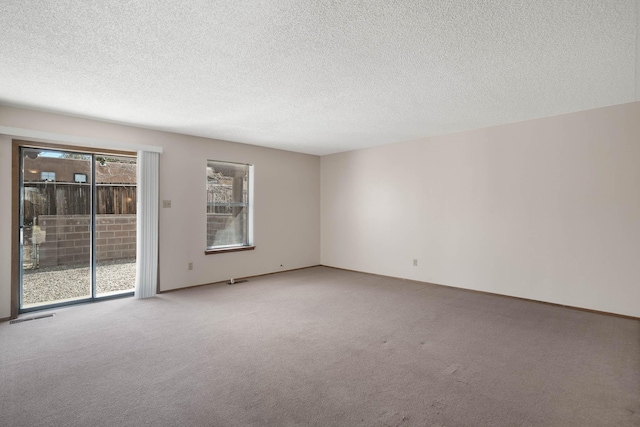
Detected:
[0,1,638,155]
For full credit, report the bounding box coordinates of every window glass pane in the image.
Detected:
[40,171,55,181]
[207,161,250,248]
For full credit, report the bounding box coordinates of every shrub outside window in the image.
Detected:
[206,160,252,251]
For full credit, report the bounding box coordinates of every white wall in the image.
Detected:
[321,102,640,317]
[0,106,320,319]
[3,102,639,319]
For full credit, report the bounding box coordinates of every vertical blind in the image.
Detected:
[135,150,159,298]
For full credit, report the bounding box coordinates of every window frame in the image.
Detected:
[205,160,254,255]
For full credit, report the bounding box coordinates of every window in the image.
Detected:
[206,160,253,253]
[41,171,55,181]
[74,173,87,183]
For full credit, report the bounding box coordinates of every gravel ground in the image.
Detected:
[22,258,136,306]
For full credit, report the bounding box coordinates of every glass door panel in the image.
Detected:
[21,148,92,308]
[95,154,137,297]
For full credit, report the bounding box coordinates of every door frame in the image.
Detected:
[10,139,136,319]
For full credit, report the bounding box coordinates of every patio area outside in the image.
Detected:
[22,258,136,306]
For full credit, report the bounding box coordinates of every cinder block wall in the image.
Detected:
[35,215,136,267]
[96,215,136,260]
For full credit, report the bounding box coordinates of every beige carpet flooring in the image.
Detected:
[0,266,638,426]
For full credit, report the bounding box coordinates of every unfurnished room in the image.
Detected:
[0,1,639,426]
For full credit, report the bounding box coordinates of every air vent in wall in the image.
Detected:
[10,313,55,324]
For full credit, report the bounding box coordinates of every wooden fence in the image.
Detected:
[24,183,136,225]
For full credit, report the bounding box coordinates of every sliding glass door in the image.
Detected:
[19,147,137,311]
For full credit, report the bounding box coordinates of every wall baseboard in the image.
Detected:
[16,262,628,322]
[158,264,322,294]
[322,265,640,321]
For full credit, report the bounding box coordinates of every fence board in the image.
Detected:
[24,183,137,224]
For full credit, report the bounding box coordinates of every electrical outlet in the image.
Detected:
[162,200,172,208]
[188,262,193,270]
[413,259,418,267]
